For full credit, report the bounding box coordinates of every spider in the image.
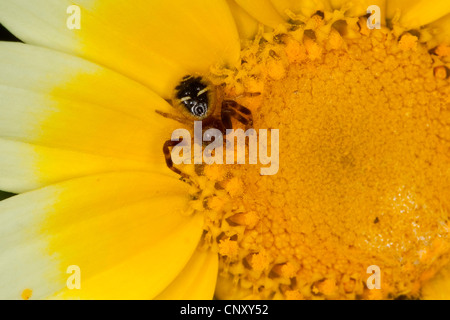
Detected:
[156,75,258,182]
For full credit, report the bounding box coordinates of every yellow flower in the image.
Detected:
[0,0,449,300]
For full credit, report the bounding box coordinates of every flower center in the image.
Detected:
[196,15,450,300]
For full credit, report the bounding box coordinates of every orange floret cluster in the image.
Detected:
[198,14,450,300]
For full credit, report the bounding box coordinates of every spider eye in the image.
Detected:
[192,103,207,117]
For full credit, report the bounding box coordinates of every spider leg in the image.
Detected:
[234,92,261,99]
[221,108,233,130]
[222,100,254,129]
[163,139,191,183]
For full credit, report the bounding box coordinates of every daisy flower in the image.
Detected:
[0,0,449,300]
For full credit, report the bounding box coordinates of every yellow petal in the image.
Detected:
[0,0,240,97]
[0,42,181,193]
[0,171,203,299]
[330,0,386,24]
[234,0,286,28]
[54,213,204,300]
[156,249,219,300]
[427,12,450,46]
[386,0,450,30]
[0,138,161,194]
[227,0,260,39]
[421,263,450,300]
[328,0,343,9]
[270,0,332,19]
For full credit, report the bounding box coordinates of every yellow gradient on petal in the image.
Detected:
[43,67,180,162]
[75,0,240,97]
[0,43,183,192]
[53,210,204,300]
[421,263,450,299]
[330,0,386,24]
[227,0,260,39]
[386,0,450,30]
[0,42,173,122]
[0,0,240,98]
[428,13,450,46]
[235,0,286,28]
[0,171,203,299]
[2,85,180,183]
[38,93,170,160]
[0,138,168,193]
[270,0,332,19]
[156,249,219,300]
[328,0,344,9]
[44,60,176,169]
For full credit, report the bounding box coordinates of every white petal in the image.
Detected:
[0,171,202,300]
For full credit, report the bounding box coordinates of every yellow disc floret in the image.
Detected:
[195,13,450,300]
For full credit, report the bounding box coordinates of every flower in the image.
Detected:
[0,0,449,300]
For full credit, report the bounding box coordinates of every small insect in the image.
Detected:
[156,75,258,181]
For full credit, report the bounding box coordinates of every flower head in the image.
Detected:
[0,0,450,300]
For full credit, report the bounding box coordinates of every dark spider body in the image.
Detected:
[175,76,210,118]
[159,75,258,182]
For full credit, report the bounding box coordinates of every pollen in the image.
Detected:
[219,238,239,258]
[199,13,450,300]
[250,251,270,272]
[224,177,244,197]
[285,290,304,300]
[21,288,32,300]
[398,33,418,51]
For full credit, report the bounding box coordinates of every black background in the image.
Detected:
[0,23,21,42]
[0,23,19,200]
